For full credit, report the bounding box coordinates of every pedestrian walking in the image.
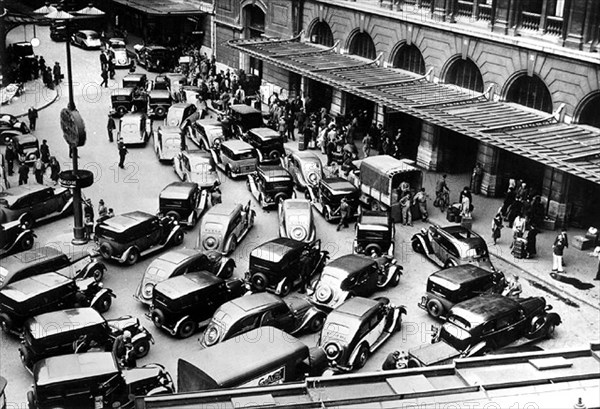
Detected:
[38,56,46,77]
[100,51,108,71]
[27,107,38,131]
[470,162,484,194]
[5,143,15,176]
[336,197,350,231]
[552,230,567,273]
[278,115,287,142]
[491,209,503,245]
[107,52,116,79]
[49,156,60,185]
[40,139,50,164]
[413,187,429,222]
[98,199,108,218]
[107,114,116,142]
[362,133,372,158]
[590,246,600,280]
[18,162,29,185]
[100,68,109,88]
[400,190,412,226]
[34,157,45,184]
[118,141,128,169]
[526,224,539,258]
[53,62,62,85]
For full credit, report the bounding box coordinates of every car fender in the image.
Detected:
[10,230,35,251]
[413,233,432,254]
[119,246,138,263]
[198,189,208,213]
[292,307,324,335]
[464,340,488,357]
[348,341,369,369]
[380,264,401,287]
[546,312,562,326]
[216,257,236,276]
[274,277,288,295]
[59,195,74,215]
[146,386,173,396]
[131,331,152,345]
[79,259,105,279]
[163,225,184,246]
[173,315,192,336]
[90,288,116,309]
[387,241,395,257]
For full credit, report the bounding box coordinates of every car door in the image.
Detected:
[146,218,163,247]
[354,269,372,296]
[488,309,524,349]
[28,190,51,219]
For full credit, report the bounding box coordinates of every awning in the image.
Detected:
[228,36,600,185]
[111,0,209,15]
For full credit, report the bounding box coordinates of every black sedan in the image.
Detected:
[0,221,35,259]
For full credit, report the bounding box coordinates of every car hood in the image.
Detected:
[409,341,461,367]
[113,49,128,59]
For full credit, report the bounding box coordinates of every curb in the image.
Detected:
[13,88,60,119]
[493,253,600,311]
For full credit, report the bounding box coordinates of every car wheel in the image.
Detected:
[177,318,196,338]
[355,345,370,369]
[166,211,180,222]
[426,299,443,318]
[95,293,113,313]
[21,233,35,250]
[251,273,268,292]
[279,280,291,297]
[365,244,382,257]
[411,238,423,254]
[226,166,233,178]
[274,193,287,205]
[151,309,165,328]
[308,314,325,333]
[545,323,556,338]
[89,266,104,282]
[0,314,13,333]
[390,271,401,287]
[268,150,280,161]
[222,261,235,279]
[126,248,140,265]
[116,105,127,116]
[19,347,32,368]
[172,230,184,246]
[155,106,166,118]
[228,236,237,253]
[133,338,151,358]
[99,242,113,260]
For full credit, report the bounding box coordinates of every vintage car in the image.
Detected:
[319,297,405,373]
[147,89,172,119]
[278,199,316,243]
[197,202,255,255]
[0,129,24,148]
[111,87,136,116]
[118,112,152,146]
[0,114,29,141]
[122,73,149,92]
[94,211,184,265]
[418,265,507,319]
[14,133,40,164]
[27,352,174,409]
[166,103,200,135]
[0,272,114,335]
[244,127,286,165]
[192,118,224,150]
[19,307,153,370]
[49,22,69,41]
[134,248,235,306]
[201,292,326,348]
[152,74,169,90]
[229,104,265,137]
[173,148,220,188]
[149,271,246,338]
[0,184,73,227]
[0,245,107,289]
[0,221,35,258]
[106,37,133,68]
[407,295,562,368]
[211,139,258,178]
[247,165,295,209]
[154,126,184,162]
[158,182,208,228]
[353,210,395,256]
[412,224,495,271]
[246,238,328,296]
[281,150,323,191]
[309,254,402,310]
[71,30,101,49]
[165,72,187,98]
[306,177,361,222]
[134,44,173,72]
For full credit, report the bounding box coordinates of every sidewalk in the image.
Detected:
[0,79,59,118]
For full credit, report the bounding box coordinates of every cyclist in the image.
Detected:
[434,174,450,212]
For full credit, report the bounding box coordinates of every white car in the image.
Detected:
[154,126,183,162]
[278,199,316,243]
[192,118,223,150]
[118,113,151,146]
[173,149,220,188]
[71,30,101,49]
[106,38,132,68]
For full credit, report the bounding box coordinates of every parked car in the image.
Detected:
[411,224,495,271]
[228,104,265,137]
[1,114,29,140]
[14,133,39,165]
[19,307,154,370]
[165,72,187,99]
[244,127,286,165]
[151,74,169,90]
[27,352,174,409]
[353,210,395,256]
[201,292,326,348]
[49,22,69,41]
[118,112,152,146]
[211,139,258,178]
[247,165,295,208]
[149,271,246,338]
[407,295,561,368]
[158,181,208,228]
[134,248,235,306]
[319,297,405,372]
[94,211,184,265]
[71,30,101,49]
[0,245,106,289]
[0,184,72,227]
[278,198,316,242]
[192,118,223,150]
[281,150,323,191]
[173,148,220,188]
[1,130,25,148]
[246,238,328,296]
[0,221,35,258]
[0,272,114,335]
[105,37,133,68]
[154,126,184,162]
[418,265,507,319]
[111,87,136,116]
[306,177,360,222]
[197,202,255,255]
[309,254,402,310]
[134,44,173,72]
[147,89,172,119]
[166,103,200,137]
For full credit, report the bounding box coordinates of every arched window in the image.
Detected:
[505,74,553,113]
[445,58,484,92]
[392,44,426,75]
[244,5,265,37]
[310,21,334,47]
[348,32,376,59]
[577,94,600,128]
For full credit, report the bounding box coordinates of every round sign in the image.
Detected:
[59,170,94,189]
[31,38,40,47]
[60,108,87,147]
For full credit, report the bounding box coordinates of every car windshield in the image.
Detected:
[301,161,320,172]
[232,151,257,160]
[160,198,186,209]
[87,33,99,40]
[203,222,222,231]
[286,201,310,211]
[121,123,138,134]
[165,138,181,148]
[146,266,169,279]
[321,322,351,343]
[320,266,347,282]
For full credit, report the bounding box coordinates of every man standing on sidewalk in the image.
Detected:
[118,140,128,169]
[28,107,38,131]
[107,114,116,142]
[18,162,29,185]
[552,230,567,273]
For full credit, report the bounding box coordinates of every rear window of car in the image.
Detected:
[232,150,257,160]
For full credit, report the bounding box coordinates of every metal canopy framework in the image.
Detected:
[228,36,600,185]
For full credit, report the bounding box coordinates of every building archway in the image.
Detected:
[574,91,600,129]
[242,4,266,78]
[504,72,553,113]
[347,31,376,59]
[309,20,334,47]
[390,42,426,75]
[443,57,484,92]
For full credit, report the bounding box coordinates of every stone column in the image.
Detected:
[564,0,592,50]
[541,167,571,229]
[492,0,516,35]
[476,142,502,197]
[417,122,443,171]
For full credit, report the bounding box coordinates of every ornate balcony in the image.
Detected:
[521,11,541,31]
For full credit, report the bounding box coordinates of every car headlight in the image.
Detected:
[97,282,103,288]
[204,236,219,250]
[143,283,154,298]
[291,226,307,241]
[307,172,318,184]
[325,343,340,359]
[204,326,220,346]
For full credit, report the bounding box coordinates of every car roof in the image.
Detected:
[321,177,357,193]
[14,134,37,144]
[221,139,254,153]
[124,73,146,81]
[204,202,241,218]
[120,112,145,122]
[358,210,390,227]
[0,246,64,269]
[326,254,376,273]
[160,182,198,200]
[251,238,305,263]
[196,118,221,128]
[257,165,291,181]
[112,87,134,96]
[154,270,222,298]
[450,295,520,326]
[34,352,118,386]
[152,248,200,266]
[0,184,52,205]
[358,155,420,174]
[149,89,171,98]
[230,104,261,115]
[159,126,183,135]
[98,211,155,233]
[79,30,97,35]
[228,292,282,313]
[327,297,385,324]
[249,127,280,140]
[1,272,70,302]
[440,225,485,249]
[431,265,492,284]
[27,308,104,339]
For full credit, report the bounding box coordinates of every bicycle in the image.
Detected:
[434,190,450,213]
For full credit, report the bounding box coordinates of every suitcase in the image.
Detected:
[511,238,527,259]
[446,207,461,223]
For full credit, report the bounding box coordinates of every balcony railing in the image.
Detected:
[457,1,473,18]
[545,15,563,36]
[419,0,432,9]
[477,3,492,21]
[521,11,541,31]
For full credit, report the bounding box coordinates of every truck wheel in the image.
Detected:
[251,273,268,291]
[126,248,140,265]
[21,233,35,250]
[0,314,13,333]
[133,338,151,358]
[94,294,112,313]
[177,318,196,338]
[355,345,370,369]
[426,299,443,318]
